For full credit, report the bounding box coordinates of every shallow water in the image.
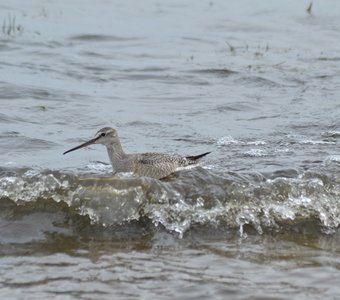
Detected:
[1,0,340,299]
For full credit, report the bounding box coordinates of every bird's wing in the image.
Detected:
[134,153,188,179]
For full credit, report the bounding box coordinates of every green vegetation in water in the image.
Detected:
[225,41,236,54]
[306,2,313,15]
[36,105,47,111]
[2,14,23,36]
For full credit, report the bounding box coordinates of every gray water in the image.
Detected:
[1,0,340,299]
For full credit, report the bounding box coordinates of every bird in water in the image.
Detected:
[63,127,210,179]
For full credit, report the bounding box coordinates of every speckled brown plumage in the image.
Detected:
[63,127,210,179]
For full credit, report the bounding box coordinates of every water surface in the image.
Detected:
[1,0,340,299]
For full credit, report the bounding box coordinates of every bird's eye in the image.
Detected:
[101,133,106,137]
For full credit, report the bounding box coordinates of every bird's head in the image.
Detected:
[63,127,119,155]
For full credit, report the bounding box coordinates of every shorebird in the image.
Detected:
[63,127,210,179]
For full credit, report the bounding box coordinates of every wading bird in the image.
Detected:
[63,127,210,179]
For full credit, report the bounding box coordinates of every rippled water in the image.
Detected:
[1,0,340,299]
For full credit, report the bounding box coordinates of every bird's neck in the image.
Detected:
[105,140,129,172]
[106,139,126,158]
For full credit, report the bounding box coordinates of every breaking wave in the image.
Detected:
[1,164,340,240]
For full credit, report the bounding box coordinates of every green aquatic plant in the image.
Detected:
[36,105,47,111]
[306,2,313,15]
[225,41,235,54]
[2,14,23,36]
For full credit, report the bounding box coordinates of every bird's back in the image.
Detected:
[133,152,209,179]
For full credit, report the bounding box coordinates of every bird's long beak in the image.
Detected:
[63,137,99,155]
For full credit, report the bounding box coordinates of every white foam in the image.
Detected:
[244,149,268,157]
[300,140,335,145]
[86,162,112,172]
[323,130,340,137]
[216,136,240,146]
[325,155,340,162]
[246,140,266,146]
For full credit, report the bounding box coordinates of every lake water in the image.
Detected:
[1,0,340,299]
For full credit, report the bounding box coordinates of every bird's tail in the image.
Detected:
[186,152,211,164]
